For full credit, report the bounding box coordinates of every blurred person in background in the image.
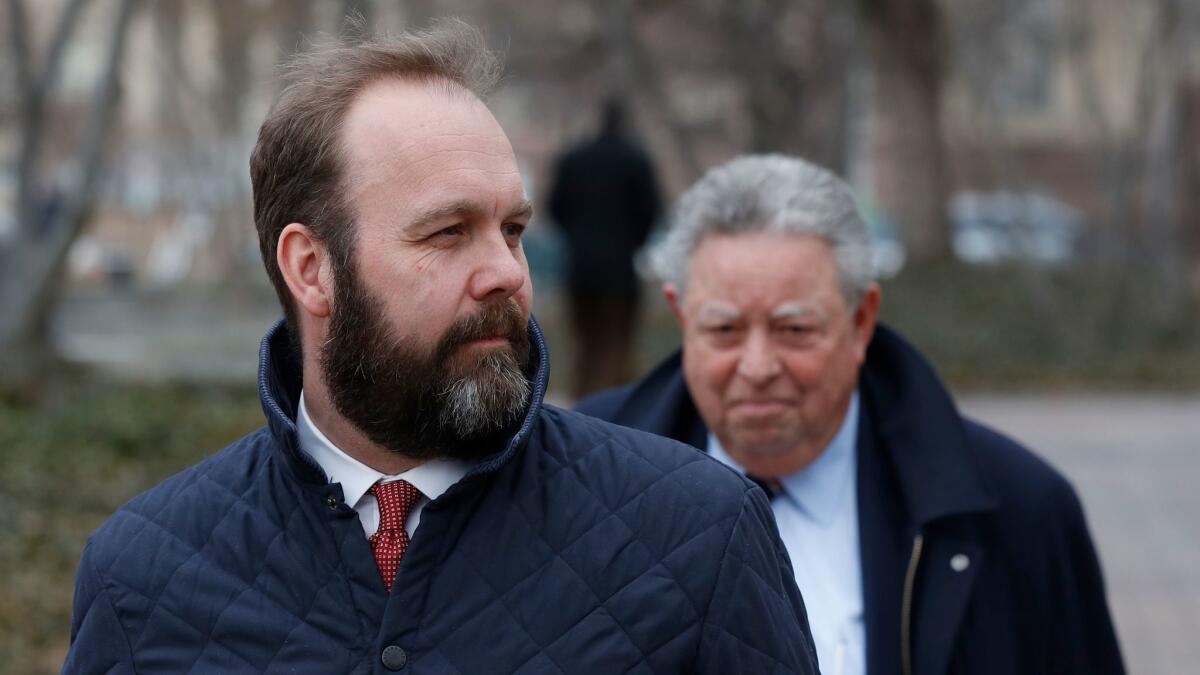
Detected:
[579,154,1125,675]
[62,25,819,675]
[548,98,661,398]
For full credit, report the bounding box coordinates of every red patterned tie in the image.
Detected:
[368,480,423,591]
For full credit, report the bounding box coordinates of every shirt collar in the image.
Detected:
[708,391,860,526]
[296,391,469,508]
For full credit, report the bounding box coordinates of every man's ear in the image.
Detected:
[852,283,881,362]
[663,282,685,328]
[277,223,333,319]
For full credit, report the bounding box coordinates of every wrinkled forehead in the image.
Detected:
[682,231,845,316]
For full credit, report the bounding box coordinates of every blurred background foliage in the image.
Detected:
[2,0,1197,385]
[0,380,260,672]
[2,0,1199,672]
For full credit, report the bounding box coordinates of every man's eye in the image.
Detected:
[502,223,526,239]
[776,324,820,343]
[434,225,464,238]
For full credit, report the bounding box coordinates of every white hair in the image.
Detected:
[651,154,875,307]
[438,350,530,437]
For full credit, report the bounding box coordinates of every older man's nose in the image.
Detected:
[736,332,782,385]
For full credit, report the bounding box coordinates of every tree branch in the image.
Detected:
[0,0,140,359]
[5,0,34,103]
[13,0,93,230]
[67,0,140,229]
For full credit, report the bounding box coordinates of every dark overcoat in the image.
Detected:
[578,325,1126,675]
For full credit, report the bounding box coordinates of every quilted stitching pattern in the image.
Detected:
[64,323,815,674]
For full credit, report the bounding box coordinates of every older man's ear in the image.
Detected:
[663,282,686,328]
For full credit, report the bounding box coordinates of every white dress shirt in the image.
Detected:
[296,392,469,538]
[708,392,864,675]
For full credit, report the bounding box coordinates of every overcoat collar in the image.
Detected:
[857,325,998,524]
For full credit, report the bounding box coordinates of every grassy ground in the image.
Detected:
[878,262,1200,389]
[0,381,262,673]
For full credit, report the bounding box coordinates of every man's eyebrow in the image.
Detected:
[407,199,481,232]
[407,198,534,232]
[771,303,825,321]
[507,199,534,221]
[695,303,742,322]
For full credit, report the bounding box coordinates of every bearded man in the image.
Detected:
[63,25,817,674]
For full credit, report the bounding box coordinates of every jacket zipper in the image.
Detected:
[901,533,925,675]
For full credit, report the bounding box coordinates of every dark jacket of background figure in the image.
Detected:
[577,324,1126,675]
[548,124,660,299]
[64,319,819,675]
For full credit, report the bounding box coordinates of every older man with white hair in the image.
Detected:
[579,154,1125,675]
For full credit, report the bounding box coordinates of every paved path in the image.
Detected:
[959,394,1200,675]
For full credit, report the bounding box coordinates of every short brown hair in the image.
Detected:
[250,19,501,343]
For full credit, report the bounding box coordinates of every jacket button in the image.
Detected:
[325,496,340,511]
[381,645,407,671]
[950,553,971,572]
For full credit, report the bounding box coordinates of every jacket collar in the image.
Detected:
[605,324,997,526]
[256,316,551,485]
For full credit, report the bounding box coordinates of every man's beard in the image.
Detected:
[319,265,532,462]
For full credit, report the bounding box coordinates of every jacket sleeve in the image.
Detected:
[693,487,819,675]
[1046,480,1126,675]
[62,542,135,674]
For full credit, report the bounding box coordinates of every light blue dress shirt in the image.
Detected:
[708,392,864,675]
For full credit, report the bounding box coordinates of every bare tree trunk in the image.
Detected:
[274,0,317,83]
[0,0,141,381]
[210,0,255,277]
[803,0,856,175]
[1063,0,1191,346]
[213,0,251,136]
[601,0,635,95]
[1138,0,1189,319]
[863,0,952,263]
[9,0,91,225]
[718,0,807,155]
[1183,85,1200,294]
[621,4,704,181]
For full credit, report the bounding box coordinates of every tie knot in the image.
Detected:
[369,479,423,532]
[745,473,784,502]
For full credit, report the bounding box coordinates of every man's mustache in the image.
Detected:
[435,300,528,364]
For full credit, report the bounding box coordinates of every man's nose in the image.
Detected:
[736,331,781,385]
[467,230,527,302]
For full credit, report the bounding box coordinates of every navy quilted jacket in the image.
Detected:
[64,319,818,674]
